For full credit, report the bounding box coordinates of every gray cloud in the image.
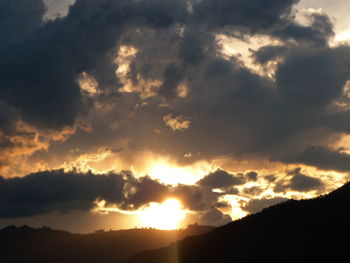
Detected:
[290,171,324,192]
[198,170,246,189]
[0,0,46,49]
[273,13,335,47]
[246,171,258,181]
[0,169,230,226]
[197,208,232,226]
[274,168,324,193]
[253,45,289,65]
[2,0,350,182]
[0,100,19,135]
[0,170,126,218]
[243,197,288,214]
[193,0,298,32]
[284,146,350,172]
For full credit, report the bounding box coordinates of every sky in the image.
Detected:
[1,0,350,233]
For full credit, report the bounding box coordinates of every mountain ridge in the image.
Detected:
[0,223,214,263]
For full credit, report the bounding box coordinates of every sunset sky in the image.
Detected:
[1,0,350,233]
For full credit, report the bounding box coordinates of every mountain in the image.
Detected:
[122,182,350,263]
[0,224,214,263]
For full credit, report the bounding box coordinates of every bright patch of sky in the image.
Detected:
[299,0,350,42]
[43,0,76,20]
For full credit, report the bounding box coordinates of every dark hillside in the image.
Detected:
[0,224,214,263]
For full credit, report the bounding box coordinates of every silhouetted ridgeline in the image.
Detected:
[0,224,214,263]
[122,182,350,263]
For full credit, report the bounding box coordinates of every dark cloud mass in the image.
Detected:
[193,0,298,31]
[0,169,229,225]
[0,0,46,49]
[198,170,245,189]
[243,197,289,214]
[0,170,125,218]
[274,168,324,193]
[1,0,350,171]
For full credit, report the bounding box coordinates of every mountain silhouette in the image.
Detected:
[121,182,350,263]
[0,224,214,263]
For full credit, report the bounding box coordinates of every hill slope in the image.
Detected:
[0,224,214,263]
[122,182,350,263]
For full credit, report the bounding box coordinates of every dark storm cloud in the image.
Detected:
[198,170,245,189]
[2,0,350,182]
[274,168,324,193]
[0,0,124,129]
[0,170,126,218]
[193,0,298,31]
[289,169,324,192]
[273,13,335,47]
[0,169,228,225]
[242,186,263,196]
[253,45,289,65]
[276,47,350,107]
[0,0,46,49]
[243,197,288,214]
[246,171,258,181]
[198,208,232,226]
[93,43,350,174]
[0,100,19,135]
[172,184,220,211]
[0,0,302,130]
[285,147,350,173]
[0,0,190,129]
[120,175,169,209]
[179,27,210,65]
[158,65,184,100]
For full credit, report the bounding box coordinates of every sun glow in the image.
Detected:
[147,159,214,185]
[139,199,187,230]
[149,164,198,185]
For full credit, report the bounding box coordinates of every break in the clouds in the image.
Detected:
[1,0,350,230]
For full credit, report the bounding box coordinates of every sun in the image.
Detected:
[139,199,187,230]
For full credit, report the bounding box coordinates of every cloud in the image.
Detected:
[2,0,350,182]
[197,208,232,226]
[0,170,126,218]
[198,170,246,189]
[274,168,324,193]
[253,45,289,65]
[0,0,46,49]
[289,170,324,192]
[246,171,258,181]
[273,13,335,47]
[164,114,191,131]
[243,197,288,214]
[193,0,298,31]
[0,0,190,130]
[0,169,229,226]
[284,146,350,172]
[0,100,19,135]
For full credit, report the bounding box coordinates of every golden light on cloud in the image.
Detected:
[147,159,214,185]
[335,30,350,43]
[149,163,197,185]
[163,114,191,132]
[115,45,161,98]
[216,34,282,79]
[78,72,99,96]
[139,199,187,230]
[93,198,187,230]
